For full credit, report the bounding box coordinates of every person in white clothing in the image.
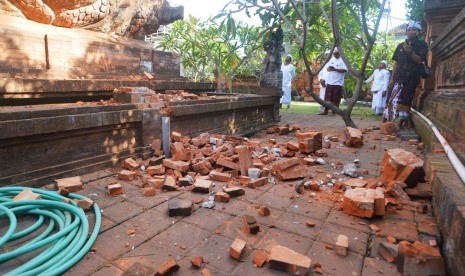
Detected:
[321,48,347,115]
[318,50,331,114]
[280,55,296,109]
[365,60,390,115]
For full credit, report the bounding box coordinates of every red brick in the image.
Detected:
[146,165,165,176]
[107,183,124,196]
[200,268,211,276]
[239,176,252,186]
[235,145,253,176]
[378,242,399,263]
[214,191,230,203]
[141,187,156,197]
[123,157,140,171]
[278,126,289,135]
[157,257,179,275]
[343,188,384,218]
[162,159,190,173]
[258,206,271,216]
[344,127,364,147]
[248,177,268,189]
[192,159,212,175]
[118,170,136,181]
[190,255,204,268]
[243,215,259,234]
[54,176,83,192]
[223,187,245,198]
[273,164,308,180]
[398,241,445,275]
[408,139,419,145]
[380,122,397,135]
[171,142,191,161]
[379,148,424,187]
[302,158,317,165]
[383,135,397,141]
[162,175,179,191]
[13,189,41,201]
[209,170,232,182]
[191,179,212,193]
[268,245,312,275]
[272,157,300,172]
[253,250,268,267]
[216,158,240,171]
[77,198,94,210]
[386,181,411,201]
[286,141,299,151]
[229,238,247,260]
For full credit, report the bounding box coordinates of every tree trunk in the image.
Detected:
[341,111,357,128]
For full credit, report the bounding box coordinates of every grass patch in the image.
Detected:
[281,101,378,119]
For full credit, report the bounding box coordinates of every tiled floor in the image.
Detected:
[1,111,439,275]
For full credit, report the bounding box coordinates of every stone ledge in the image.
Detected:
[412,112,465,276]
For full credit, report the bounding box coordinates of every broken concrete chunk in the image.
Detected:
[168,199,193,217]
[229,238,247,260]
[54,176,83,192]
[343,163,359,178]
[191,179,213,193]
[107,184,123,197]
[223,187,245,198]
[335,235,349,256]
[13,189,41,201]
[268,245,312,275]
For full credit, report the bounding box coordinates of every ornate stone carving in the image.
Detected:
[1,0,183,39]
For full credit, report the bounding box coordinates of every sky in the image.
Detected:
[169,0,409,29]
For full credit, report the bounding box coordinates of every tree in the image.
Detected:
[225,0,388,128]
[406,0,425,22]
[158,15,265,90]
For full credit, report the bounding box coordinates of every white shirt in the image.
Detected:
[325,57,347,86]
[281,63,296,87]
[365,68,390,92]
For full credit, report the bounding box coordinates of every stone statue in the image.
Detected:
[262,27,284,73]
[0,0,183,39]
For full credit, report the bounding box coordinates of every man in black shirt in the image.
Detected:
[383,21,428,129]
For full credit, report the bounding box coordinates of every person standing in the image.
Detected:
[383,21,428,129]
[365,60,390,115]
[318,50,331,115]
[322,48,348,115]
[280,55,296,109]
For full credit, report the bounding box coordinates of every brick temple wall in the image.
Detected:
[0,14,179,80]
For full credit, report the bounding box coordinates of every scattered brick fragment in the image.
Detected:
[378,241,398,263]
[397,241,445,275]
[380,122,397,135]
[200,268,211,276]
[335,235,349,256]
[168,199,193,217]
[344,127,364,147]
[223,187,245,198]
[306,220,316,227]
[118,170,136,181]
[229,238,247,260]
[243,215,260,234]
[13,189,41,201]
[268,245,312,275]
[156,257,179,275]
[343,188,384,218]
[191,179,213,193]
[258,206,271,216]
[190,256,204,268]
[141,187,156,197]
[161,175,179,191]
[54,176,83,192]
[214,191,230,203]
[379,148,424,187]
[123,157,140,171]
[162,159,190,173]
[209,170,232,182]
[77,198,94,210]
[253,250,268,267]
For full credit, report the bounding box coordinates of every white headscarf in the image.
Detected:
[380,60,388,67]
[407,21,422,31]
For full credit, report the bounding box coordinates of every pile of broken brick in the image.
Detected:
[91,120,443,275]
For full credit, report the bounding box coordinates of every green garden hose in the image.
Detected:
[0,187,101,276]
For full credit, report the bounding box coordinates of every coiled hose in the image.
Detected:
[0,187,101,276]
